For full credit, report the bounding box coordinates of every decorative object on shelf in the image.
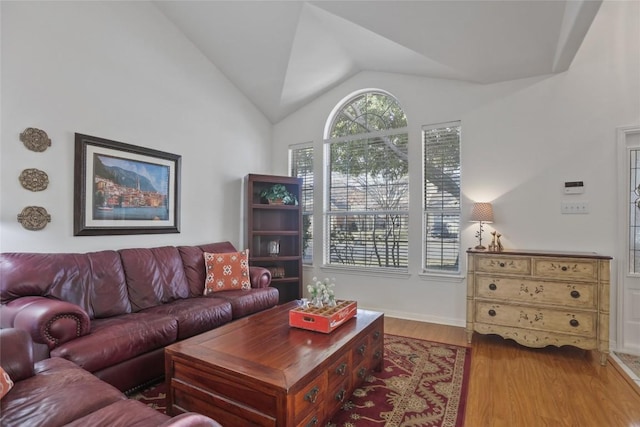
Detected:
[17,206,51,230]
[19,168,49,192]
[289,300,358,333]
[20,128,51,152]
[307,276,337,308]
[260,184,298,205]
[470,202,494,250]
[268,240,280,257]
[267,266,285,278]
[73,133,181,236]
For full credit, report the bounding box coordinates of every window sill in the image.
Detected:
[320,265,412,280]
[418,271,465,283]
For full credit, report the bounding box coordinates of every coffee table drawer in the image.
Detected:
[328,353,351,390]
[293,372,327,424]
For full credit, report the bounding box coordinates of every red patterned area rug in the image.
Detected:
[130,334,471,427]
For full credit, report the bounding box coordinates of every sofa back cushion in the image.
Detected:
[119,246,189,311]
[178,241,238,297]
[0,251,131,319]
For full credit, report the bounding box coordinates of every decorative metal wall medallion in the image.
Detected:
[19,168,49,192]
[17,206,51,230]
[20,128,51,152]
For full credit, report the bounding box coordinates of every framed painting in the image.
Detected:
[74,133,181,236]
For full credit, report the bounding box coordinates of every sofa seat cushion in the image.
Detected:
[212,287,280,319]
[141,297,233,340]
[50,312,178,373]
[64,398,171,427]
[0,357,125,427]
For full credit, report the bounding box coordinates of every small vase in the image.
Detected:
[311,296,323,309]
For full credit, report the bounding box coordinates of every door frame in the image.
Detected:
[616,124,640,354]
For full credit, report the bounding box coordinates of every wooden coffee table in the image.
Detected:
[165,300,384,427]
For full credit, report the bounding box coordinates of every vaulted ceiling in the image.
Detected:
[153,1,602,123]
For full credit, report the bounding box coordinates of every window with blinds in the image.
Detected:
[325,91,409,270]
[423,122,461,273]
[289,144,314,264]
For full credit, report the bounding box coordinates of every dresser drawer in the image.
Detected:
[533,258,598,281]
[475,302,596,336]
[475,256,531,275]
[293,373,327,424]
[475,275,596,308]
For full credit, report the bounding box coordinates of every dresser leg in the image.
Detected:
[599,351,608,366]
[466,330,473,344]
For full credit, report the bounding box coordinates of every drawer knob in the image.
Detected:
[488,309,497,317]
[335,363,347,376]
[489,283,497,291]
[304,386,320,403]
[335,389,346,402]
[373,331,381,340]
[305,416,319,427]
[374,350,382,360]
[561,266,568,271]
[499,262,505,267]
[358,344,367,355]
[569,319,580,327]
[358,367,367,378]
[570,290,580,298]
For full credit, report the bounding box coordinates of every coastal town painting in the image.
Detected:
[74,133,180,235]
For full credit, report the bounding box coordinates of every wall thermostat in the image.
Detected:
[564,181,584,194]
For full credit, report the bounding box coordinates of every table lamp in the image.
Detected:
[470,202,494,250]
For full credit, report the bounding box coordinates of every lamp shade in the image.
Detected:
[470,202,494,223]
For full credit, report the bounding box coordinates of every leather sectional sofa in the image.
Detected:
[1,327,222,426]
[0,241,279,394]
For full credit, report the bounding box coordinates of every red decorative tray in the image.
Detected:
[289,300,357,333]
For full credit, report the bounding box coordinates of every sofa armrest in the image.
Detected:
[0,328,34,381]
[158,413,223,427]
[249,266,271,289]
[3,296,91,349]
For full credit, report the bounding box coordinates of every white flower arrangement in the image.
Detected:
[306,276,337,308]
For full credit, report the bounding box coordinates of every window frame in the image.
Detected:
[289,142,314,265]
[323,91,409,272]
[421,121,462,275]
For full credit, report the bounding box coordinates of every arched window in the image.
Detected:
[324,91,409,269]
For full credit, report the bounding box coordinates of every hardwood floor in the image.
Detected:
[384,317,640,427]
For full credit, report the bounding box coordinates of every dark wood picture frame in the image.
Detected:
[74,133,181,236]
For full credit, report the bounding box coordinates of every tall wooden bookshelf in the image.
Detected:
[246,174,302,304]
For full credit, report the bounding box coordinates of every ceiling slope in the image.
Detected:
[154,0,602,123]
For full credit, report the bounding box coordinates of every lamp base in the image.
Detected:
[474,244,486,250]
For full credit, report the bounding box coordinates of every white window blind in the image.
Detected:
[290,144,314,264]
[423,122,461,273]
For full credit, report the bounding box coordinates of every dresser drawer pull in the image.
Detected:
[570,290,580,298]
[561,266,568,271]
[488,309,496,317]
[304,386,320,403]
[499,262,505,267]
[569,319,579,327]
[358,344,367,355]
[374,350,382,360]
[373,330,381,340]
[489,283,497,291]
[305,416,319,427]
[358,367,367,379]
[335,363,347,376]
[335,389,347,402]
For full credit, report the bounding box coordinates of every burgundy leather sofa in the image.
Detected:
[0,328,222,427]
[0,241,279,393]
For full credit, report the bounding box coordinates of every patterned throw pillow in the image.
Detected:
[203,250,251,294]
[0,366,14,400]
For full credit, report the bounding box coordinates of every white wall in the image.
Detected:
[0,1,273,253]
[273,0,640,335]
